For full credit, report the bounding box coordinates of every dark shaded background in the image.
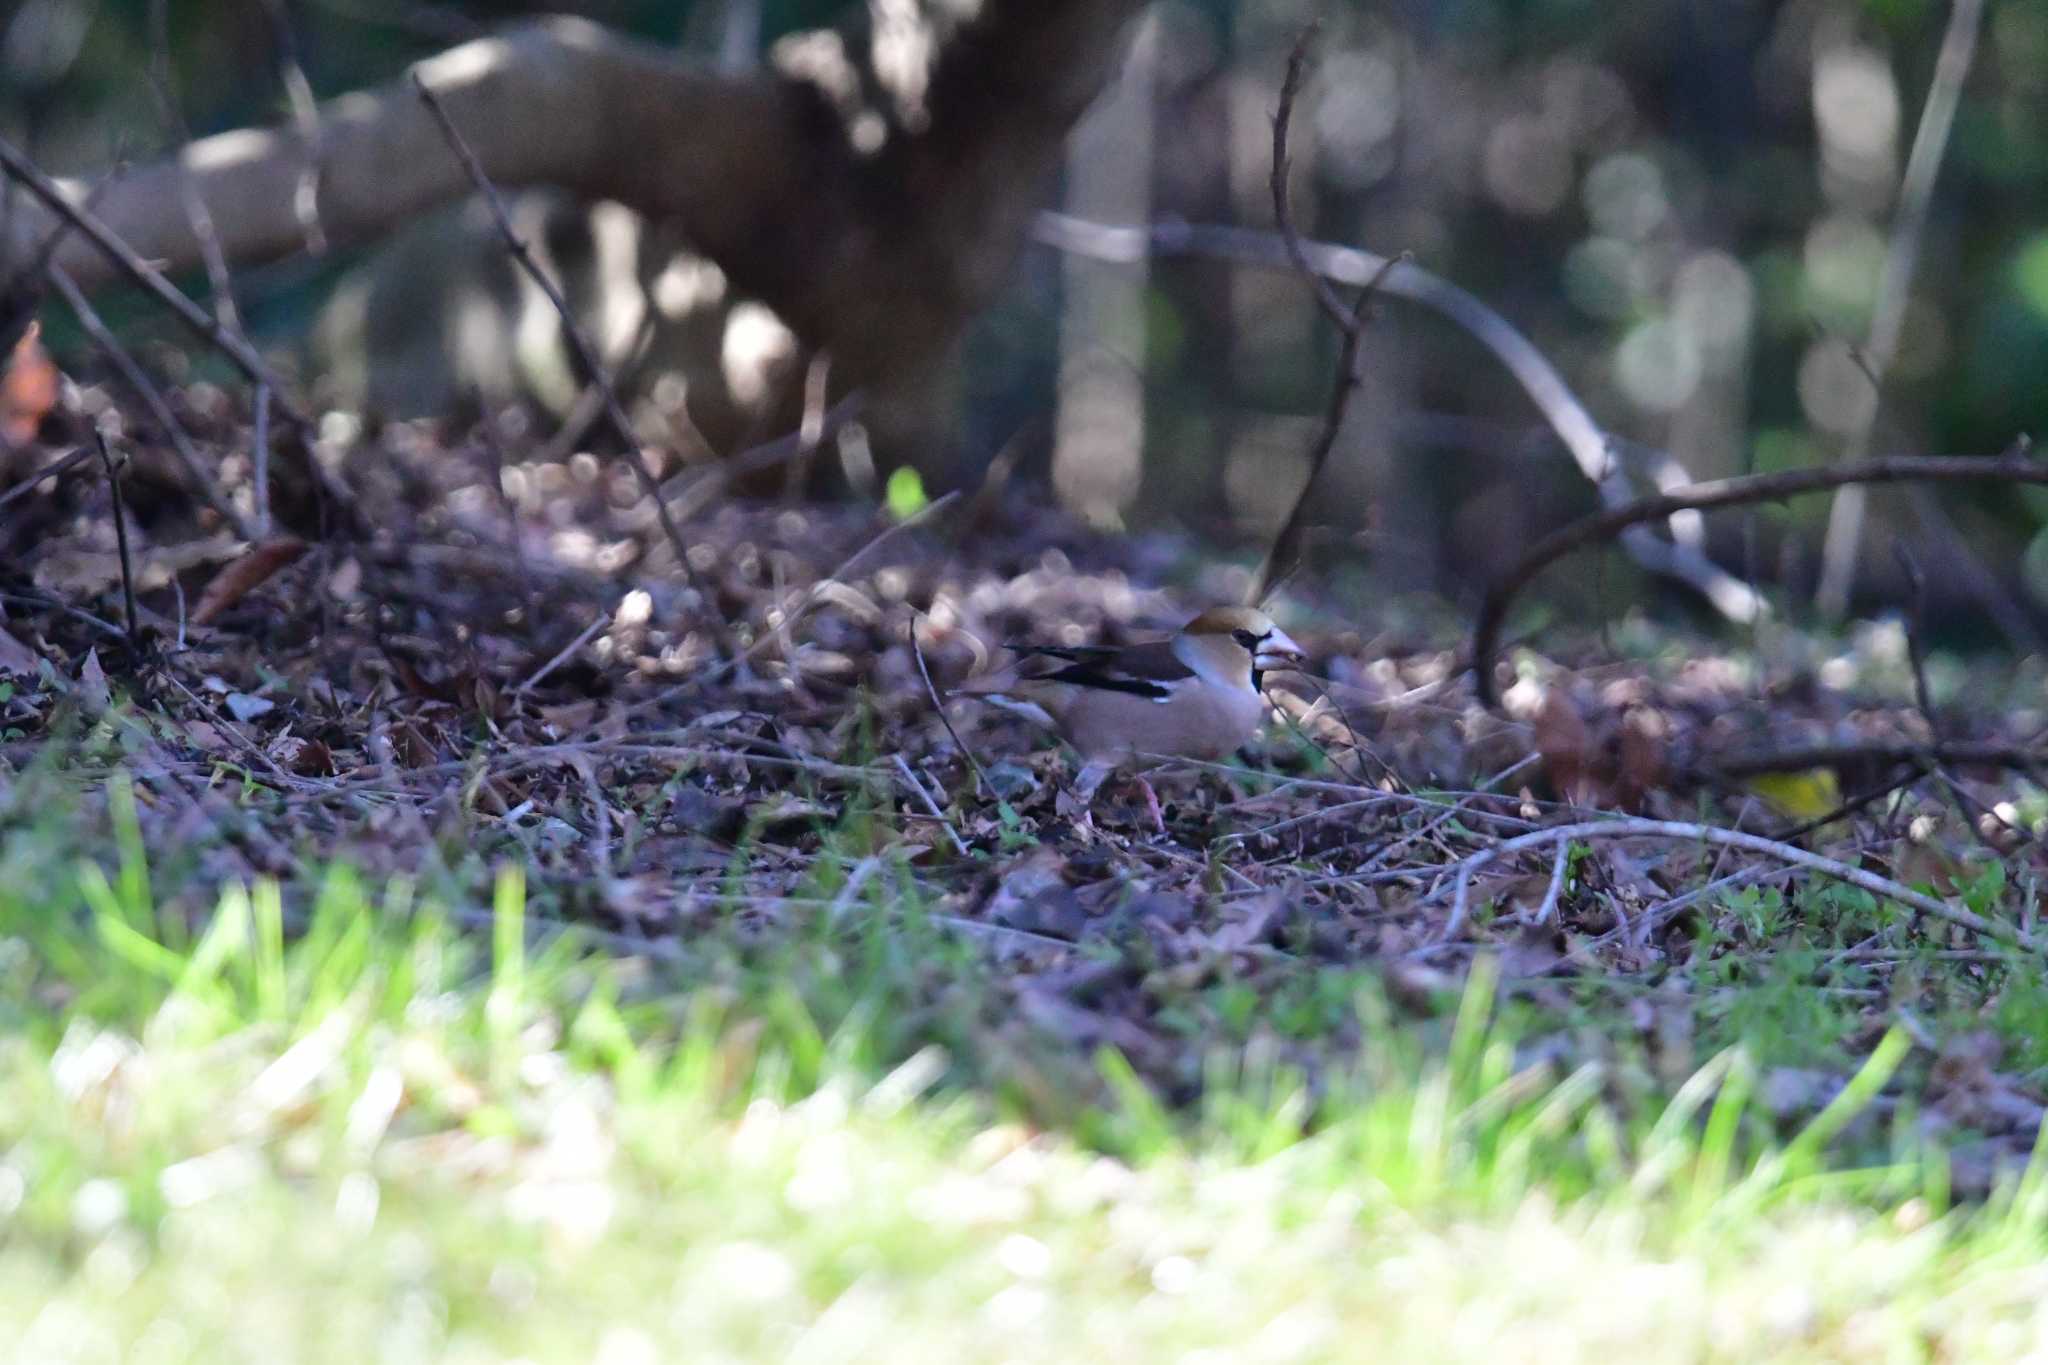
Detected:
[8,0,2048,630]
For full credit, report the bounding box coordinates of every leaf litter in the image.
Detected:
[2,371,2047,1186]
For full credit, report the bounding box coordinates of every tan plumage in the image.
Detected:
[952,606,1306,765]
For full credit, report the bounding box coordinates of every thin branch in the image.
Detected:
[412,73,702,588]
[471,402,539,622]
[47,263,258,541]
[658,392,865,520]
[892,753,968,857]
[251,383,273,539]
[3,136,354,530]
[1032,211,1765,624]
[1526,839,1572,927]
[1437,817,2034,950]
[0,135,296,402]
[1816,0,1988,616]
[516,610,609,694]
[92,430,140,643]
[1896,541,2033,849]
[1248,28,1407,604]
[256,0,331,256]
[1471,450,2048,707]
[913,631,995,803]
[0,444,93,512]
[1269,25,1354,333]
[147,0,245,334]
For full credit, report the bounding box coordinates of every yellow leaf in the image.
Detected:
[1743,769,1842,822]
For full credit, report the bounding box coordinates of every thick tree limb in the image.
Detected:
[7,8,1147,388]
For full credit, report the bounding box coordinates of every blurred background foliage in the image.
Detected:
[7,0,2048,626]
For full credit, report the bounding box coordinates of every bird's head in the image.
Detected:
[1180,606,1306,688]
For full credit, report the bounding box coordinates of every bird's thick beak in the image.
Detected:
[1255,629,1307,673]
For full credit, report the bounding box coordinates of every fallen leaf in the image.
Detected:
[1534,687,1593,804]
[192,538,308,625]
[225,693,275,722]
[1743,768,1843,823]
[270,734,336,776]
[1616,705,1670,807]
[75,648,110,718]
[0,321,58,447]
[0,623,37,675]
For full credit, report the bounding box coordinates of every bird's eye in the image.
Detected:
[1232,629,1261,649]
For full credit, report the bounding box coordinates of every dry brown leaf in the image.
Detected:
[0,321,58,447]
[270,734,337,776]
[75,648,110,718]
[1533,687,1593,804]
[192,538,309,625]
[1617,705,1671,808]
[0,623,37,675]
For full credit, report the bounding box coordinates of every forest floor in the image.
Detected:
[6,374,2048,1357]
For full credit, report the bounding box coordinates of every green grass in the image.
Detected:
[5,771,2048,1359]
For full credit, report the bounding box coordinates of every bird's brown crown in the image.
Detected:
[1182,606,1279,638]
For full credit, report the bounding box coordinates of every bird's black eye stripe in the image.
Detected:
[1232,628,1263,649]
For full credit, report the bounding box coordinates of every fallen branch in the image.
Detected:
[1470,450,2048,707]
[1032,211,1765,623]
[1437,816,2035,950]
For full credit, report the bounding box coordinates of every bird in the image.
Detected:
[951,605,1306,830]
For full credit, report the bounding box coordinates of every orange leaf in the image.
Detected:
[192,538,308,625]
[0,321,58,447]
[1533,687,1594,804]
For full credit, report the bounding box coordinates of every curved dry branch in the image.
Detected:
[1032,213,1765,623]
[1469,451,2048,707]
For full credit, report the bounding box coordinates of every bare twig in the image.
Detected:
[516,611,609,694]
[1249,28,1405,604]
[0,135,296,401]
[913,631,995,803]
[783,351,832,499]
[1436,817,2033,949]
[251,383,274,539]
[1526,839,1572,927]
[410,73,700,586]
[0,444,93,512]
[471,402,539,620]
[47,264,258,540]
[1816,0,1988,615]
[1032,211,1766,623]
[1269,26,1354,333]
[892,753,968,857]
[256,0,330,256]
[91,430,140,642]
[1471,450,2048,707]
[659,392,865,520]
[147,0,244,334]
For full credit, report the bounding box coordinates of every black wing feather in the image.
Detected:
[1006,639,1190,700]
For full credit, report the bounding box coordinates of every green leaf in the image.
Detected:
[885,466,928,521]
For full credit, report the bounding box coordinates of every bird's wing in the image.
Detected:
[1013,638,1193,700]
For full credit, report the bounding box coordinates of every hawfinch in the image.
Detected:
[953,606,1306,826]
